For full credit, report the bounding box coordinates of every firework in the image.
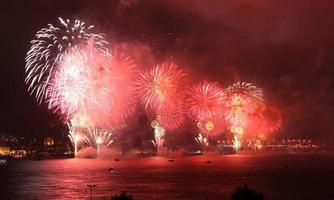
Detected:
[136,61,187,154]
[68,114,114,157]
[225,82,264,129]
[225,95,249,128]
[224,82,264,150]
[230,126,244,135]
[195,134,209,150]
[151,120,166,151]
[70,113,93,129]
[46,47,137,129]
[135,62,187,111]
[187,81,225,121]
[86,128,114,156]
[187,81,226,137]
[232,136,241,151]
[96,52,137,129]
[25,17,109,104]
[68,122,85,157]
[224,82,263,103]
[155,99,185,130]
[67,114,95,157]
[47,49,99,119]
[196,118,226,137]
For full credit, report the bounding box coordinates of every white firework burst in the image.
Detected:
[224,81,264,103]
[224,81,264,130]
[25,17,109,103]
[86,128,114,150]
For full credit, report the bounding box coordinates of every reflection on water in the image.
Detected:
[1,154,334,200]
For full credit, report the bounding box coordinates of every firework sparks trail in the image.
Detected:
[233,136,241,151]
[68,122,79,156]
[25,17,109,104]
[195,133,209,150]
[67,113,115,157]
[187,81,226,137]
[68,122,84,157]
[151,120,166,152]
[67,114,94,157]
[86,128,114,156]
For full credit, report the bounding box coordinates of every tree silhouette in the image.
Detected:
[231,185,264,200]
[111,192,134,200]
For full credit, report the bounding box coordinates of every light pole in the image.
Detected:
[87,184,96,200]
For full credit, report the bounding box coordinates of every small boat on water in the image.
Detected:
[0,159,6,165]
[183,150,203,157]
[108,168,116,173]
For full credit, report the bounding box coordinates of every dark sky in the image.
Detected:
[0,0,334,142]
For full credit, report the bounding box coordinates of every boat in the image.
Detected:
[0,159,6,165]
[108,168,116,173]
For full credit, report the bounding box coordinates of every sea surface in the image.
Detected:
[1,153,334,200]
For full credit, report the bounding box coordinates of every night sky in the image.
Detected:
[1,0,334,143]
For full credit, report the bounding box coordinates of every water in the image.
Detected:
[1,154,334,200]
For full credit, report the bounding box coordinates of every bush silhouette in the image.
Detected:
[231,185,264,200]
[111,192,134,200]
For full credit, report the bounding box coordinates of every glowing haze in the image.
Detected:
[25,17,284,155]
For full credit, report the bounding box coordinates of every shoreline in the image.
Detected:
[2,150,333,161]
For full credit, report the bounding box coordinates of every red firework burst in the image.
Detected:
[187,81,225,122]
[135,62,187,111]
[187,81,226,136]
[136,62,187,129]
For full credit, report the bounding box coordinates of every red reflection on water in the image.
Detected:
[3,154,334,200]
